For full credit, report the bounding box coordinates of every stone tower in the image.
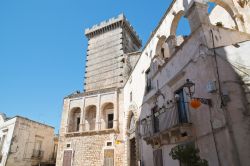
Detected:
[84,14,141,91]
[57,14,141,166]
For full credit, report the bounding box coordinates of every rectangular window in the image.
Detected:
[107,114,114,129]
[153,149,163,166]
[152,107,160,133]
[34,140,42,151]
[76,117,80,131]
[32,140,43,158]
[146,69,152,93]
[161,48,165,57]
[176,89,189,123]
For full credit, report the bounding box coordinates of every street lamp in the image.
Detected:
[182,79,212,108]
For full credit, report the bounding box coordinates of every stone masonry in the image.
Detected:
[57,14,141,166]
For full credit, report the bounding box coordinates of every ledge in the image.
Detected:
[65,129,118,137]
[143,123,193,148]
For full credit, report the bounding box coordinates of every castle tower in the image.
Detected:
[57,14,141,166]
[84,14,141,92]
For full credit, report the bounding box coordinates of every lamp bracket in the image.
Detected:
[192,97,212,106]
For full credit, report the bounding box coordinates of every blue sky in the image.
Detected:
[0,0,196,132]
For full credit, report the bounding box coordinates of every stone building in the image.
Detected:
[57,0,250,166]
[123,0,250,166]
[0,113,56,166]
[56,14,141,166]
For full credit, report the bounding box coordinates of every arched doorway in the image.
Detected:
[126,104,139,166]
[128,113,136,166]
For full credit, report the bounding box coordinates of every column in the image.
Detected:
[113,90,119,131]
[80,98,85,132]
[96,94,101,130]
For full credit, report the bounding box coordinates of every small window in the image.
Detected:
[76,117,80,131]
[66,144,71,148]
[107,114,114,129]
[145,69,152,93]
[161,48,165,57]
[107,142,112,146]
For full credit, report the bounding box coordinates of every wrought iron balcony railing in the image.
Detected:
[141,104,179,138]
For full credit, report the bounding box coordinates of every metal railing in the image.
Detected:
[140,104,180,138]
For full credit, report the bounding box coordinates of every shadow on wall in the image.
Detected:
[135,4,250,164]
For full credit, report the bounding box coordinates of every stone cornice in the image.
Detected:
[65,87,120,99]
[65,128,119,137]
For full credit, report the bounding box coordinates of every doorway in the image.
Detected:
[62,150,72,166]
[130,138,136,166]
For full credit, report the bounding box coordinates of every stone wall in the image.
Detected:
[6,117,55,166]
[84,14,141,92]
[57,133,125,166]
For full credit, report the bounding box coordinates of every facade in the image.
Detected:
[0,114,56,166]
[123,0,250,166]
[56,14,141,166]
[57,0,250,166]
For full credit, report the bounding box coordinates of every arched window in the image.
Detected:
[85,105,96,131]
[170,10,191,46]
[101,103,114,130]
[155,35,167,59]
[68,107,81,132]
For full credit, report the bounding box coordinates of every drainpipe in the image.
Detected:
[210,29,241,166]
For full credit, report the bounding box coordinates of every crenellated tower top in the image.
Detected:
[85,14,141,46]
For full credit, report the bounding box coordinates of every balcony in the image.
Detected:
[32,149,44,159]
[65,120,117,137]
[140,104,193,147]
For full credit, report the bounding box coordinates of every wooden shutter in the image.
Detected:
[104,149,114,166]
[63,150,72,166]
[153,149,163,166]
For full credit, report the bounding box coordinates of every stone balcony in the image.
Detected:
[65,121,119,137]
[140,105,193,148]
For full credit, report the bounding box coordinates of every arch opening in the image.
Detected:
[101,102,114,130]
[68,107,81,132]
[85,105,97,131]
[170,10,191,47]
[208,1,238,30]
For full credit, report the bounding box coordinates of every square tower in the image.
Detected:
[84,14,141,92]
